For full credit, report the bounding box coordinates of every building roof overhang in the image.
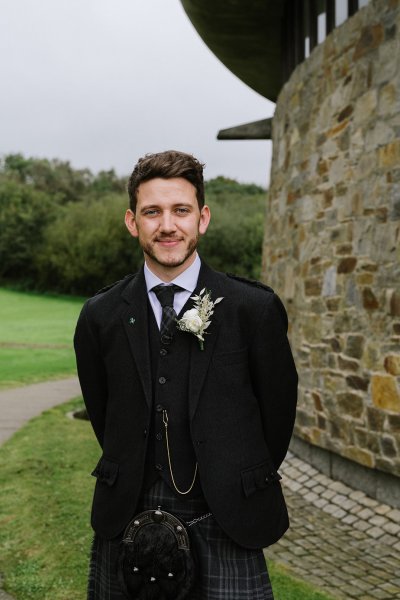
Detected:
[217,118,272,140]
[180,0,284,102]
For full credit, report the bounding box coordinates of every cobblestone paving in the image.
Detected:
[266,452,400,600]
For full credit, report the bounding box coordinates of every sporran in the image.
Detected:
[118,507,196,600]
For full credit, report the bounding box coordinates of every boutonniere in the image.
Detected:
[177,288,223,350]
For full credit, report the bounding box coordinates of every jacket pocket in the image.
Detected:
[241,460,282,498]
[91,456,119,486]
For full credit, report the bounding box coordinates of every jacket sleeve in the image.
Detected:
[74,301,108,448]
[249,292,298,469]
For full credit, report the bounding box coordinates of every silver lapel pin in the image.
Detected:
[129,317,135,325]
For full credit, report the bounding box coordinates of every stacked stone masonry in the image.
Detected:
[263,0,400,477]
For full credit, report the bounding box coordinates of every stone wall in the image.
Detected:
[263,0,400,478]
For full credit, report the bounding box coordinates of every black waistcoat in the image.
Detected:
[142,303,202,498]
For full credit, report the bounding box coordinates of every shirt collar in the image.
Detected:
[144,253,201,293]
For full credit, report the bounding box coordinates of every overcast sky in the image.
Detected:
[1,0,275,186]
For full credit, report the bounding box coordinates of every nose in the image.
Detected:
[159,211,176,233]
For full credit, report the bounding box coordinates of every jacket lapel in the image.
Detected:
[121,268,152,410]
[187,263,226,420]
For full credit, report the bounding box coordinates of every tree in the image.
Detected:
[36,194,142,295]
[0,179,55,282]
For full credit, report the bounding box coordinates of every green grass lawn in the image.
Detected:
[0,397,97,600]
[0,288,85,388]
[0,398,335,600]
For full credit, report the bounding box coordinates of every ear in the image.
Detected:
[125,209,139,238]
[199,205,211,235]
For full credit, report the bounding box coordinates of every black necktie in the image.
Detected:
[152,284,182,343]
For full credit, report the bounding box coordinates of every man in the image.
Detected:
[74,150,298,600]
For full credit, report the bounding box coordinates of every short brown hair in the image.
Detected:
[127,150,205,212]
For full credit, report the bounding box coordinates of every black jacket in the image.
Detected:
[74,262,298,548]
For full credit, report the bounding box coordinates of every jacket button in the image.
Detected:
[158,376,166,384]
[156,463,163,471]
[143,429,147,437]
[156,404,163,412]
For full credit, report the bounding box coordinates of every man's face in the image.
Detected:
[125,177,210,281]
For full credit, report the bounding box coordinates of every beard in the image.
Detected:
[138,233,199,269]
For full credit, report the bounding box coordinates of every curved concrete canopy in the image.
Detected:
[180,0,284,102]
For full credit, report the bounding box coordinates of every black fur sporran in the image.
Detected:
[118,508,196,600]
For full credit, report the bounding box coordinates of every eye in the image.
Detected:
[143,209,158,216]
[175,207,190,214]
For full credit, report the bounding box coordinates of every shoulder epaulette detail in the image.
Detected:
[95,273,137,296]
[226,273,274,294]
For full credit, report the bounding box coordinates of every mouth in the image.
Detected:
[155,238,183,247]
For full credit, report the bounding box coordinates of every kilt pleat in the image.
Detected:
[87,478,274,600]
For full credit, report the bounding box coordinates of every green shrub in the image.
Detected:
[205,175,265,198]
[31,176,267,295]
[200,189,265,279]
[0,150,267,295]
[36,194,142,295]
[0,180,55,283]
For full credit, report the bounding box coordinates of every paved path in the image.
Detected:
[0,377,399,600]
[0,377,81,446]
[267,452,400,599]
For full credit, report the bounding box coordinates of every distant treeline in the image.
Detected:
[0,153,266,296]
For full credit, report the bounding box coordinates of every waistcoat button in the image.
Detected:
[156,463,163,471]
[159,376,167,384]
[155,404,163,412]
[160,348,168,356]
[156,432,162,441]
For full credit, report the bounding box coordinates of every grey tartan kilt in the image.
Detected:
[87,478,274,600]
